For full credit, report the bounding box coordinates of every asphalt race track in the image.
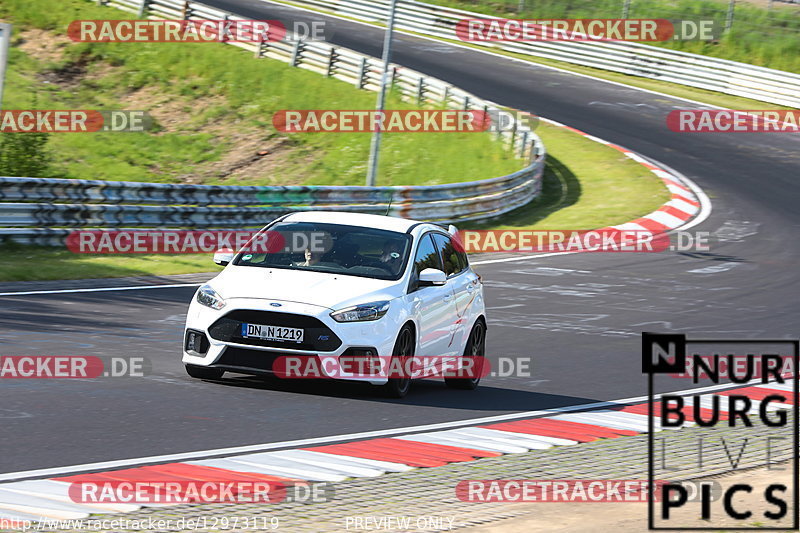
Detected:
[1,0,798,476]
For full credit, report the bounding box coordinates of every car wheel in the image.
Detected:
[184,364,224,380]
[445,320,485,390]
[381,325,414,398]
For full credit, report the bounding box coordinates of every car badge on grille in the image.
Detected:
[270,302,282,307]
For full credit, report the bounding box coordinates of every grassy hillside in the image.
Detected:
[0,0,522,186]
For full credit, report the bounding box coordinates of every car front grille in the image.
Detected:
[208,309,342,352]
[212,346,319,374]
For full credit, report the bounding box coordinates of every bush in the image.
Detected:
[0,130,52,177]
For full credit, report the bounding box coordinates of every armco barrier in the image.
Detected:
[0,167,541,244]
[0,162,543,243]
[0,0,547,245]
[265,0,800,108]
[0,165,539,230]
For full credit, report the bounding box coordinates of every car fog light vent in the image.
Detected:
[185,329,210,355]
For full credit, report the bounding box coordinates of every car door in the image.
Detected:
[431,232,479,354]
[408,233,458,358]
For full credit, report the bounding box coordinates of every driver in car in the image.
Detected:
[295,247,321,267]
[379,241,403,273]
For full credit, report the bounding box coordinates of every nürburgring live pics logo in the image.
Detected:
[642,333,799,530]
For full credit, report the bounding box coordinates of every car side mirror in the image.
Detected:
[419,268,446,286]
[213,250,234,266]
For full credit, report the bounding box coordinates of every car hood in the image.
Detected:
[212,265,404,310]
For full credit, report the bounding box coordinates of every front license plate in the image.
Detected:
[241,323,304,343]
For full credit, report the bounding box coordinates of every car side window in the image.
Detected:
[456,247,469,271]
[413,234,443,277]
[409,234,443,292]
[432,233,466,277]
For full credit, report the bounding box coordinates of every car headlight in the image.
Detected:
[330,301,390,322]
[196,284,226,310]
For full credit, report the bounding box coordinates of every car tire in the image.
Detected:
[184,364,224,380]
[381,325,414,398]
[445,320,485,390]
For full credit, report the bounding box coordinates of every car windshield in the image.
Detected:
[233,221,412,281]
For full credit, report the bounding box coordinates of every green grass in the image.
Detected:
[0,0,521,186]
[472,121,670,230]
[0,241,223,281]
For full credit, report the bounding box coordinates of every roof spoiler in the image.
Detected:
[429,222,459,236]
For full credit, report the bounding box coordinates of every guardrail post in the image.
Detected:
[621,0,632,18]
[356,57,367,88]
[220,14,231,43]
[463,95,470,111]
[519,131,529,159]
[416,77,425,104]
[390,66,397,89]
[443,85,450,105]
[96,0,108,5]
[0,23,10,112]
[181,1,192,19]
[137,0,149,18]
[290,40,303,67]
[725,0,735,32]
[255,38,267,58]
[326,47,337,77]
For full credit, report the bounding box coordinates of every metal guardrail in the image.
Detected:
[0,0,546,244]
[271,0,800,108]
[0,165,538,226]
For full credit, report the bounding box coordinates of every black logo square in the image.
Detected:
[642,333,686,374]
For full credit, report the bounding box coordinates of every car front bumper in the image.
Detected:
[182,297,401,385]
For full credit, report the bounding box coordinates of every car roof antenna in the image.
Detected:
[385,190,393,217]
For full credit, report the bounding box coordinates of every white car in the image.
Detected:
[182,211,486,397]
